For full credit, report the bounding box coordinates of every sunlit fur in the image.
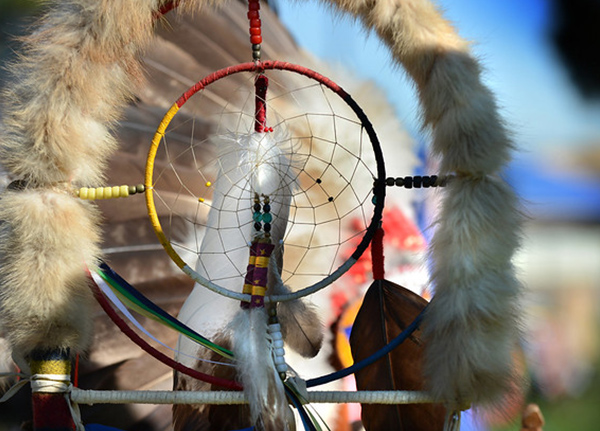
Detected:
[0,1,177,371]
[0,189,100,362]
[0,0,521,417]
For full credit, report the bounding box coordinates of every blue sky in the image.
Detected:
[277,0,600,154]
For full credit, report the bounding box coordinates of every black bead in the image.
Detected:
[413,176,422,188]
[404,176,413,189]
[395,177,404,187]
[263,223,271,232]
[254,203,262,212]
[385,177,395,186]
[263,203,271,213]
[254,222,262,231]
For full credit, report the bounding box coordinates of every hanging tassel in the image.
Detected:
[230,307,289,430]
[176,129,297,430]
[228,130,293,430]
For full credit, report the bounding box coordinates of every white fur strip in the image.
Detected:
[425,177,521,406]
[316,0,522,407]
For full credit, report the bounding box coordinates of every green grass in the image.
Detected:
[494,364,600,431]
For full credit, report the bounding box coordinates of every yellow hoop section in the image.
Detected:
[144,102,186,270]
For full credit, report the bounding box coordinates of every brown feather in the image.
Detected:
[349,279,446,430]
[172,337,251,431]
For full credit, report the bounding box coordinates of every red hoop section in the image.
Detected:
[177,61,345,106]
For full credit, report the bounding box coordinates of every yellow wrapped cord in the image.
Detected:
[144,103,186,269]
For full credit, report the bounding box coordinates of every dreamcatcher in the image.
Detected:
[142,7,391,429]
[0,0,523,430]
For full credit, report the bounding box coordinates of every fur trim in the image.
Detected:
[0,0,171,360]
[425,177,522,406]
[318,0,522,407]
[0,189,100,358]
[0,0,163,186]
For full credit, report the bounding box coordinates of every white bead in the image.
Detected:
[268,323,282,333]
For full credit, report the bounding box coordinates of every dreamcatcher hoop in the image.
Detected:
[145,60,386,303]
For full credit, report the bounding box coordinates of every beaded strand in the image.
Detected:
[248,0,262,61]
[252,193,272,239]
[267,307,288,380]
[382,174,452,189]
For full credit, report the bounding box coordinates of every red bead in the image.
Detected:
[250,35,262,44]
[250,18,261,27]
[250,27,261,35]
[247,10,259,19]
[248,2,260,10]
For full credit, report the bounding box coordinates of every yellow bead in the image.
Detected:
[88,188,96,200]
[96,187,104,199]
[205,181,212,187]
[120,185,129,197]
[104,187,112,199]
[79,187,89,199]
[198,197,205,202]
[112,186,120,197]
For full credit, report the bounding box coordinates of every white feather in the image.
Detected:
[177,130,294,428]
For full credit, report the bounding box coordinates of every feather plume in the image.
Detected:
[176,130,296,430]
[230,307,289,429]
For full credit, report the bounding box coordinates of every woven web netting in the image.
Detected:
[149,68,381,293]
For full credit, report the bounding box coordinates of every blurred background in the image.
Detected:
[1,0,600,430]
